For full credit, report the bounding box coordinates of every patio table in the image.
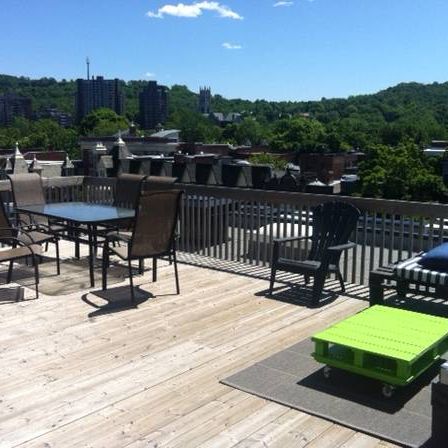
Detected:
[312,305,448,396]
[16,202,135,287]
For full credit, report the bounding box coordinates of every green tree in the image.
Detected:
[224,118,269,146]
[0,117,80,157]
[248,153,286,170]
[359,142,446,201]
[409,174,446,202]
[167,109,222,144]
[270,117,326,152]
[80,108,129,137]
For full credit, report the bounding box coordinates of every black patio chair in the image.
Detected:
[70,174,148,260]
[7,173,66,235]
[108,175,179,274]
[0,200,43,299]
[114,173,148,209]
[107,173,147,233]
[102,190,183,304]
[109,175,176,236]
[143,176,177,192]
[0,241,41,299]
[0,194,60,275]
[269,201,360,306]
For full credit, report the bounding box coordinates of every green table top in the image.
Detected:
[312,306,448,363]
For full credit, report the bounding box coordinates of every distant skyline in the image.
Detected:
[2,0,448,101]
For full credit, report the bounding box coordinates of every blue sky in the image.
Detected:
[2,0,448,101]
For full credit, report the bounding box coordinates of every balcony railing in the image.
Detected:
[1,176,448,287]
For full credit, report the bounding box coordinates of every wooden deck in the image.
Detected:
[0,244,398,448]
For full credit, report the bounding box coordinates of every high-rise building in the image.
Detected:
[0,94,32,126]
[75,76,124,122]
[138,81,168,130]
[198,87,211,114]
[37,107,73,128]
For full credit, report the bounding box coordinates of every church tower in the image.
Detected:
[198,87,212,114]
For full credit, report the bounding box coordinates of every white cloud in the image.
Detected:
[222,42,242,50]
[145,72,156,78]
[273,1,294,6]
[147,2,243,20]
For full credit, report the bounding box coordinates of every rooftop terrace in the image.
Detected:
[1,175,446,447]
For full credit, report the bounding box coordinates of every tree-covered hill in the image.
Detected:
[0,75,76,113]
[2,73,448,143]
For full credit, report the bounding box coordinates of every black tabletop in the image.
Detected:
[16,202,135,224]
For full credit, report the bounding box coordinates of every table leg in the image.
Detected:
[93,230,98,260]
[88,224,95,287]
[75,237,80,260]
[68,222,81,259]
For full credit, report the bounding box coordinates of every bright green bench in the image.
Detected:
[312,306,448,396]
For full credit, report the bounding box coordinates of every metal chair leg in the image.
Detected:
[7,260,13,283]
[128,260,135,304]
[55,238,60,275]
[152,257,157,282]
[138,259,144,275]
[33,254,39,299]
[336,270,345,292]
[173,250,180,294]
[75,239,80,259]
[87,224,95,288]
[270,243,279,296]
[269,266,276,295]
[102,242,108,290]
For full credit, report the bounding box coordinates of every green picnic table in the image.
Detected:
[312,305,448,397]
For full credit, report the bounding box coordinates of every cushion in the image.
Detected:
[394,255,448,287]
[418,243,448,272]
